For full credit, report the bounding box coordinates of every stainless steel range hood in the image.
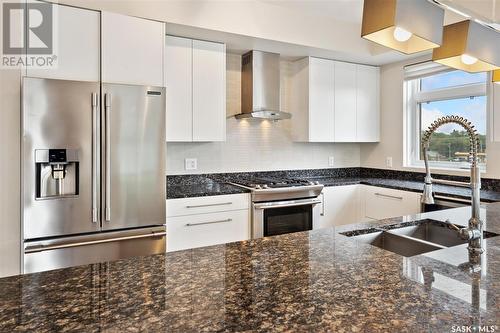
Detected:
[235,50,291,120]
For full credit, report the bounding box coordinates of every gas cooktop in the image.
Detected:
[230,176,321,190]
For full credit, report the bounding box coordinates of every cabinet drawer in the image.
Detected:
[166,210,249,252]
[364,186,421,220]
[167,193,249,217]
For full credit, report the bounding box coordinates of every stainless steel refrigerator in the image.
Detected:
[22,78,166,274]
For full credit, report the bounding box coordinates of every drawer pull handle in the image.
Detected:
[186,202,232,209]
[186,218,232,227]
[375,193,403,200]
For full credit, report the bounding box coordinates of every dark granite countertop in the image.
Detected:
[166,168,500,202]
[2,204,500,332]
[306,176,500,203]
[167,182,248,198]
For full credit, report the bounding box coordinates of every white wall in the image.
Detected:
[0,69,21,277]
[56,0,408,65]
[361,55,500,179]
[166,54,360,175]
[0,0,21,276]
[59,0,367,54]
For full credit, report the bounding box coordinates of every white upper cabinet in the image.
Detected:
[334,61,357,142]
[308,58,335,142]
[102,12,164,86]
[165,36,226,142]
[165,36,193,142]
[290,57,380,143]
[291,57,335,142]
[192,40,226,142]
[356,65,380,142]
[26,3,100,81]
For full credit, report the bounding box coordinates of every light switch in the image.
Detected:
[185,158,197,170]
[328,156,335,167]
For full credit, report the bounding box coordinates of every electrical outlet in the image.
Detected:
[328,156,335,167]
[185,158,197,170]
[386,157,393,168]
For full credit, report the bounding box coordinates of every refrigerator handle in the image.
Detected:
[91,93,99,223]
[25,231,166,253]
[105,93,111,222]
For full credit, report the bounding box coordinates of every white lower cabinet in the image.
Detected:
[362,185,421,220]
[166,193,250,252]
[317,185,360,228]
[317,184,423,229]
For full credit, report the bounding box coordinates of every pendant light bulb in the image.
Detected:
[393,27,412,42]
[461,54,478,65]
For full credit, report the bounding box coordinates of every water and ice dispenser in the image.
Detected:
[35,149,79,199]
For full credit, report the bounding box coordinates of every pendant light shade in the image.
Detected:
[361,0,444,54]
[432,20,500,73]
[493,70,500,84]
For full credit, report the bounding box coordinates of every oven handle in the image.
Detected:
[254,199,322,210]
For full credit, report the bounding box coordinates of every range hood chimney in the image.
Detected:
[235,50,291,120]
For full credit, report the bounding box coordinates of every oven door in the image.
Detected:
[252,198,322,238]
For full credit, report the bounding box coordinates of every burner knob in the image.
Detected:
[314,181,320,185]
[255,185,262,189]
[262,184,269,189]
[308,181,315,185]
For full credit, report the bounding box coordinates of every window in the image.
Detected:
[405,63,488,170]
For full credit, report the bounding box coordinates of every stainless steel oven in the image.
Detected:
[230,178,324,239]
[252,198,321,238]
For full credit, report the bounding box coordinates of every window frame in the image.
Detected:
[404,65,488,171]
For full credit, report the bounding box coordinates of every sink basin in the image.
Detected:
[341,219,499,257]
[387,219,499,247]
[388,220,465,247]
[349,231,444,257]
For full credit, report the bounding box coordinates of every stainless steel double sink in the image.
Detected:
[341,219,499,257]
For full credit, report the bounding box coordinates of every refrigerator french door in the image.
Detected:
[22,78,166,274]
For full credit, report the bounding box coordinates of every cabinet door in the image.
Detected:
[166,193,250,217]
[166,210,249,252]
[192,40,226,142]
[308,57,335,142]
[334,62,357,142]
[356,65,380,142]
[363,186,421,220]
[27,3,99,81]
[102,12,164,86]
[316,185,359,229]
[165,36,193,141]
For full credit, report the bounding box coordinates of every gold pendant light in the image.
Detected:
[493,70,500,84]
[432,20,500,73]
[361,0,444,54]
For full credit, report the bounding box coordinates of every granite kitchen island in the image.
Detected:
[1,204,500,332]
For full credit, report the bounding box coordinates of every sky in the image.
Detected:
[420,71,487,135]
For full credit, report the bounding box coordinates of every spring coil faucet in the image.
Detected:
[421,115,484,259]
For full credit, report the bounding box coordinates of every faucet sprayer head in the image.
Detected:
[421,183,434,204]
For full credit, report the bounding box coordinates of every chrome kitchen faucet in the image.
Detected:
[421,116,484,260]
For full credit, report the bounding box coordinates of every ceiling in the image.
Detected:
[253,0,499,65]
[260,0,499,25]
[259,0,364,23]
[445,0,500,22]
